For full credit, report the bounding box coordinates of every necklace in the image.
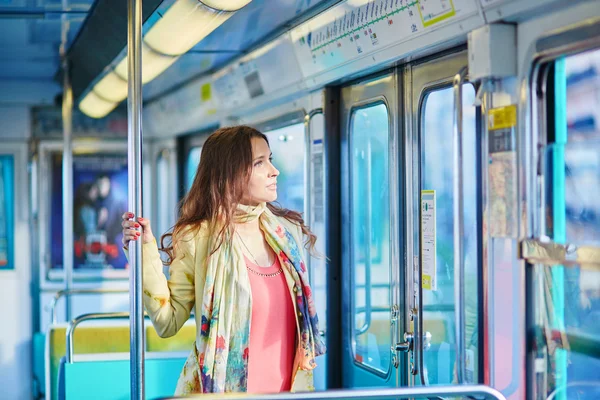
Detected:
[235,231,283,278]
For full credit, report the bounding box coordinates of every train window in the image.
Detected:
[185,146,202,192]
[264,122,305,212]
[0,155,14,270]
[349,102,391,373]
[421,84,478,384]
[536,49,600,398]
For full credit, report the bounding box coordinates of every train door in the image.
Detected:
[340,72,403,387]
[526,43,600,399]
[405,51,482,387]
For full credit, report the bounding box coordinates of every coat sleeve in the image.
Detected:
[137,231,197,338]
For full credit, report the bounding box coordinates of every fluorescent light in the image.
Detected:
[79,0,253,119]
[114,42,179,83]
[201,0,251,11]
[92,71,128,102]
[78,91,118,119]
[144,0,233,56]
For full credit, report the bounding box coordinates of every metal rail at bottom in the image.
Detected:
[158,385,506,399]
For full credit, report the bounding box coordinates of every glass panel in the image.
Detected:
[350,103,391,373]
[264,123,306,212]
[533,264,600,399]
[0,155,14,270]
[535,49,600,399]
[186,146,202,193]
[420,84,478,384]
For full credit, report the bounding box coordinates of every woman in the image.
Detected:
[121,126,326,395]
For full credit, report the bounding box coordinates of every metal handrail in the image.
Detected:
[158,384,507,399]
[520,238,600,270]
[453,66,468,384]
[47,288,129,324]
[66,312,132,363]
[65,311,196,363]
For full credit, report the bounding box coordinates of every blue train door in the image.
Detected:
[406,51,482,388]
[340,72,404,387]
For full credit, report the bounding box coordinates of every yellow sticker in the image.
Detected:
[422,275,432,291]
[418,0,456,28]
[489,105,517,130]
[201,83,212,102]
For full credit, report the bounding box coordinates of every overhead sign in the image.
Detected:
[290,0,476,79]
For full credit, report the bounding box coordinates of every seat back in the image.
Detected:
[62,353,186,400]
[47,320,196,399]
[47,325,130,400]
[145,323,196,352]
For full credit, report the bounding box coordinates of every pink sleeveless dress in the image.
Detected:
[245,256,297,393]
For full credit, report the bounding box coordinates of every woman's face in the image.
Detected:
[242,137,279,206]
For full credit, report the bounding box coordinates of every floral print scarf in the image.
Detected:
[182,202,325,393]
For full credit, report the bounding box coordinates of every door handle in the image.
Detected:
[395,332,414,352]
[395,331,432,353]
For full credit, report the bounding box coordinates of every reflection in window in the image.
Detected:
[0,156,14,270]
[350,103,391,373]
[186,146,202,193]
[564,49,600,243]
[421,84,478,384]
[264,123,305,213]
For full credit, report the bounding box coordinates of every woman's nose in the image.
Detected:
[270,165,279,177]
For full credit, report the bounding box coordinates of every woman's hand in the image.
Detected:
[121,212,155,248]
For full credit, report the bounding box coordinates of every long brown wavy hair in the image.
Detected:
[160,125,317,265]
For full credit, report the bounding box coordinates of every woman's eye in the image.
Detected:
[254,161,263,167]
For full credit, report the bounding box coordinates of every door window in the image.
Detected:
[350,102,391,373]
[420,84,479,384]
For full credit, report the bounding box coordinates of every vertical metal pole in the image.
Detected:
[127,0,144,398]
[60,0,73,322]
[453,67,467,384]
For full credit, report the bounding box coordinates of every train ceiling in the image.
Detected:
[0,0,337,105]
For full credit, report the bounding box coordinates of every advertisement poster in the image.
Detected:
[50,153,128,276]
